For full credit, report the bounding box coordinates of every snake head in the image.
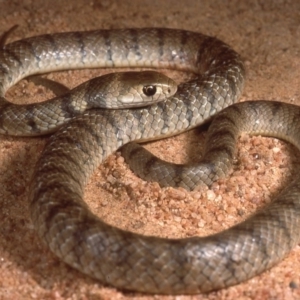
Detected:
[86,71,177,109]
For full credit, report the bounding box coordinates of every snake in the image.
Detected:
[1,28,300,295]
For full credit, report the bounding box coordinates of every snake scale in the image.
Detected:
[1,28,300,294]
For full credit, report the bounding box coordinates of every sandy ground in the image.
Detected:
[0,0,300,299]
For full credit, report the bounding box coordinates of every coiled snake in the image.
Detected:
[1,28,300,294]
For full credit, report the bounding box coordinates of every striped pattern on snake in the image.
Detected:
[2,28,299,295]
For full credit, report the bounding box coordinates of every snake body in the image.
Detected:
[1,28,300,294]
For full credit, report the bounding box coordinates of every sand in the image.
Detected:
[0,0,300,299]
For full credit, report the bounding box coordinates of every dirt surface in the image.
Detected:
[0,0,300,299]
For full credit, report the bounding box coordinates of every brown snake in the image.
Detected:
[1,28,300,294]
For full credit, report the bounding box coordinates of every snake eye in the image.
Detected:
[143,85,157,96]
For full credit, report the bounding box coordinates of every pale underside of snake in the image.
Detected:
[1,28,300,295]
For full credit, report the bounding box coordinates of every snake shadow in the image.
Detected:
[0,135,107,295]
